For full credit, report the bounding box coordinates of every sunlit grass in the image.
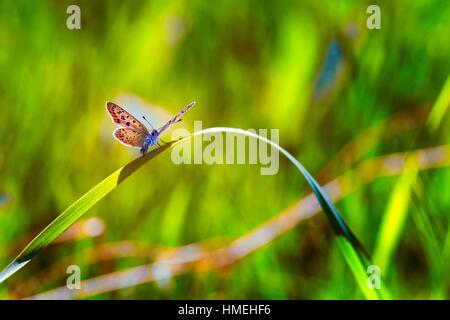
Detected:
[1,0,450,299]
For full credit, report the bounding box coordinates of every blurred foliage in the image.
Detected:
[0,0,450,299]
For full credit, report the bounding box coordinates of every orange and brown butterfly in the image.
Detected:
[106,101,195,155]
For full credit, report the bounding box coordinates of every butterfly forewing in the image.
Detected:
[158,101,196,134]
[113,128,146,148]
[106,102,149,134]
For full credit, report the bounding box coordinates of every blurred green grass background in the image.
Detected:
[0,0,450,299]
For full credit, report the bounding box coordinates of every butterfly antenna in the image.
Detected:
[142,116,155,130]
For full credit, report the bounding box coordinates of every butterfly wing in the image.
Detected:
[106,102,149,134]
[158,101,196,134]
[113,128,147,148]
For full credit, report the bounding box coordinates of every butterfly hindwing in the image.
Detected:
[106,102,149,134]
[113,128,146,148]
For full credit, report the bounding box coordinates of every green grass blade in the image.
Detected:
[1,127,378,297]
[427,73,450,132]
[373,156,419,272]
[336,238,382,300]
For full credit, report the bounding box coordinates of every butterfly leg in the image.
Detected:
[140,146,148,156]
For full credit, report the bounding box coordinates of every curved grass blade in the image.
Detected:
[1,127,380,298]
[196,128,384,299]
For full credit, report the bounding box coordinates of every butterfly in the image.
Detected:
[106,101,196,155]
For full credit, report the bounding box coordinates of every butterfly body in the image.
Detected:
[106,101,195,155]
[140,130,160,154]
